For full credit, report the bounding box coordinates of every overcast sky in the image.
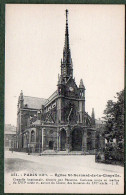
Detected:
[5,4,125,126]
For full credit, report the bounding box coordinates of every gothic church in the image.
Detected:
[16,10,100,154]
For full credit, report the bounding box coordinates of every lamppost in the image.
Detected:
[26,132,30,155]
[39,128,41,156]
[28,143,30,155]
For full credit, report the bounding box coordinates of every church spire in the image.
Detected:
[61,10,73,80]
[64,9,69,50]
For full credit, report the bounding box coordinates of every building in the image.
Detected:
[4,124,16,150]
[16,10,102,154]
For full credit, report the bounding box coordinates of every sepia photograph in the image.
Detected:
[4,4,124,194]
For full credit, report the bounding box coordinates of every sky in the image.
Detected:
[5,4,125,126]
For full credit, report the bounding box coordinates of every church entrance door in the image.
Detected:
[61,129,66,151]
[49,141,53,150]
[72,128,82,151]
[87,132,92,150]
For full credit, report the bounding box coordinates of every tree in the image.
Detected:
[104,90,124,142]
[103,90,124,162]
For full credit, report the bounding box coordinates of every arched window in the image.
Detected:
[31,130,35,142]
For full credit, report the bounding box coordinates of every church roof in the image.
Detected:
[24,96,47,109]
[45,90,58,105]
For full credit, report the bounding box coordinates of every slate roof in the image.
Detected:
[24,96,47,109]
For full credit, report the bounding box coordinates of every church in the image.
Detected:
[16,10,104,154]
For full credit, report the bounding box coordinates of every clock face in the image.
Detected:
[69,87,74,92]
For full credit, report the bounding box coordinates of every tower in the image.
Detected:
[19,90,24,108]
[57,10,86,124]
[79,79,85,99]
[78,79,85,123]
[91,108,95,125]
[57,74,65,96]
[17,90,24,133]
[17,90,24,149]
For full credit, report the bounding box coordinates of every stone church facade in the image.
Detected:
[16,10,104,154]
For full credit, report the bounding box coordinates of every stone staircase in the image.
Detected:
[39,150,91,155]
[24,149,96,156]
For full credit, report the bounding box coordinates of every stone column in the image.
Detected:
[69,130,72,151]
[57,130,59,151]
[56,98,62,123]
[16,139,18,149]
[41,128,45,152]
[66,129,70,153]
[34,129,37,152]
[82,129,87,155]
[91,131,96,151]
[59,132,61,151]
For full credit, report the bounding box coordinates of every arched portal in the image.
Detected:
[60,129,66,151]
[72,128,82,151]
[87,131,92,150]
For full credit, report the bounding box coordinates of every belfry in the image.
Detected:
[16,10,102,154]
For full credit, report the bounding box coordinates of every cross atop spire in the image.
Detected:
[66,9,68,23]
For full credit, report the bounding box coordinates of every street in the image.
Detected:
[5,151,124,174]
[4,151,124,194]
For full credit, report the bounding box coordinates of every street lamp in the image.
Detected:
[26,132,30,155]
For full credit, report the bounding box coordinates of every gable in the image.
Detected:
[66,77,78,91]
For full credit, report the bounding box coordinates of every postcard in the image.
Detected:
[4,4,124,194]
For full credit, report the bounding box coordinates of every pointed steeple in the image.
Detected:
[19,90,24,108]
[63,9,71,64]
[91,108,95,119]
[79,79,85,89]
[91,108,95,125]
[61,10,73,80]
[58,74,65,85]
[64,9,69,50]
[20,90,23,100]
[58,75,62,85]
